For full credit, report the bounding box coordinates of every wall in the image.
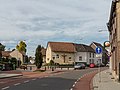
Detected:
[51,52,75,64]
[46,44,52,63]
[10,50,23,64]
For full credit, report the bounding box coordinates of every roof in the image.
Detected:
[91,42,108,53]
[41,48,46,56]
[92,42,103,48]
[48,42,76,53]
[107,0,117,31]
[2,51,12,57]
[74,44,95,52]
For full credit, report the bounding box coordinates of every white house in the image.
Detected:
[74,44,98,65]
[90,42,109,64]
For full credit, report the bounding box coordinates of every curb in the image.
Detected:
[0,74,23,79]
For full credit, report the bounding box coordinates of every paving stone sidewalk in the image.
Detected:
[0,73,22,79]
[93,69,120,90]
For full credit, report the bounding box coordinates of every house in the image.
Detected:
[41,48,46,64]
[74,44,96,65]
[10,50,26,65]
[46,42,76,64]
[90,42,109,64]
[107,0,120,80]
[1,51,12,58]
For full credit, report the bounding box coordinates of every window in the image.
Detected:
[89,59,91,64]
[47,58,49,61]
[56,54,59,58]
[89,53,91,58]
[53,57,55,60]
[92,59,94,63]
[69,57,71,59]
[79,56,82,61]
[93,53,94,58]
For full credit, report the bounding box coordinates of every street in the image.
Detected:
[0,68,101,90]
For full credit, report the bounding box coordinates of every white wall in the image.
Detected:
[46,44,52,63]
[75,52,87,63]
[75,52,99,65]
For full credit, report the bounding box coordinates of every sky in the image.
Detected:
[0,0,112,56]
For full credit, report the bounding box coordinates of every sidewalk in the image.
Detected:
[0,73,22,79]
[0,68,69,79]
[0,70,23,79]
[93,69,120,90]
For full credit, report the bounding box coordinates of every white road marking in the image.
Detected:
[72,84,75,87]
[14,83,21,86]
[24,80,29,83]
[2,86,10,90]
[74,82,77,84]
[32,79,36,80]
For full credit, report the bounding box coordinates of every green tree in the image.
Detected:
[49,60,54,66]
[35,45,43,69]
[16,41,27,53]
[0,43,5,51]
[10,57,17,65]
[0,43,5,59]
[24,55,29,64]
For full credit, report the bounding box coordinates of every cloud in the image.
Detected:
[0,0,111,56]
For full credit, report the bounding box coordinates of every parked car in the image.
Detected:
[74,63,86,70]
[20,65,27,70]
[89,63,95,68]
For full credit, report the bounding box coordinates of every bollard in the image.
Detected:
[45,66,46,71]
[52,67,54,71]
[68,67,69,70]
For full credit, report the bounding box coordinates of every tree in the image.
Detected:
[0,43,5,51]
[49,60,54,66]
[0,43,5,59]
[35,45,43,69]
[16,41,27,53]
[24,55,29,64]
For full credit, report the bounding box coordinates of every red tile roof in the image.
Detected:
[2,51,12,57]
[48,42,76,53]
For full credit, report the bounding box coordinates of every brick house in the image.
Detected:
[107,0,120,80]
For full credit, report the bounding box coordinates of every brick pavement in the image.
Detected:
[73,71,98,90]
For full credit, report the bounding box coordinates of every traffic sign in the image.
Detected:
[96,54,102,58]
[96,47,102,54]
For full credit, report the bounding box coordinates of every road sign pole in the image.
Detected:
[96,47,102,83]
[99,60,101,83]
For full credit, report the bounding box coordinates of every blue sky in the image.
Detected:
[0,0,111,56]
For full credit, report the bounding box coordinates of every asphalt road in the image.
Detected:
[4,68,98,90]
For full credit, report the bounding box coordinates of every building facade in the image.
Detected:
[10,50,25,65]
[74,44,97,65]
[107,0,120,80]
[46,42,76,64]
